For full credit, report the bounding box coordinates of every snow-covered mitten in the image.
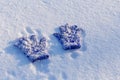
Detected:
[53,24,81,50]
[14,35,49,62]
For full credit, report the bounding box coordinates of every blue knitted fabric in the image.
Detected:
[14,35,49,62]
[53,24,81,50]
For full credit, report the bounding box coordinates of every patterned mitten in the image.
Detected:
[14,35,49,62]
[53,24,81,50]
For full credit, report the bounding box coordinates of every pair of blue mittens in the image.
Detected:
[14,24,82,62]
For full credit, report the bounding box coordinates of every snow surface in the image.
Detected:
[0,0,120,80]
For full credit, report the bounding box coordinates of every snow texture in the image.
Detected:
[14,35,49,62]
[0,0,120,80]
[53,24,81,50]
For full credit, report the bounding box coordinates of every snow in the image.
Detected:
[0,0,120,80]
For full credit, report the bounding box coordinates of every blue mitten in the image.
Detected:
[53,24,81,50]
[14,35,49,62]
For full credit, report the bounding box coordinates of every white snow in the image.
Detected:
[0,0,120,80]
